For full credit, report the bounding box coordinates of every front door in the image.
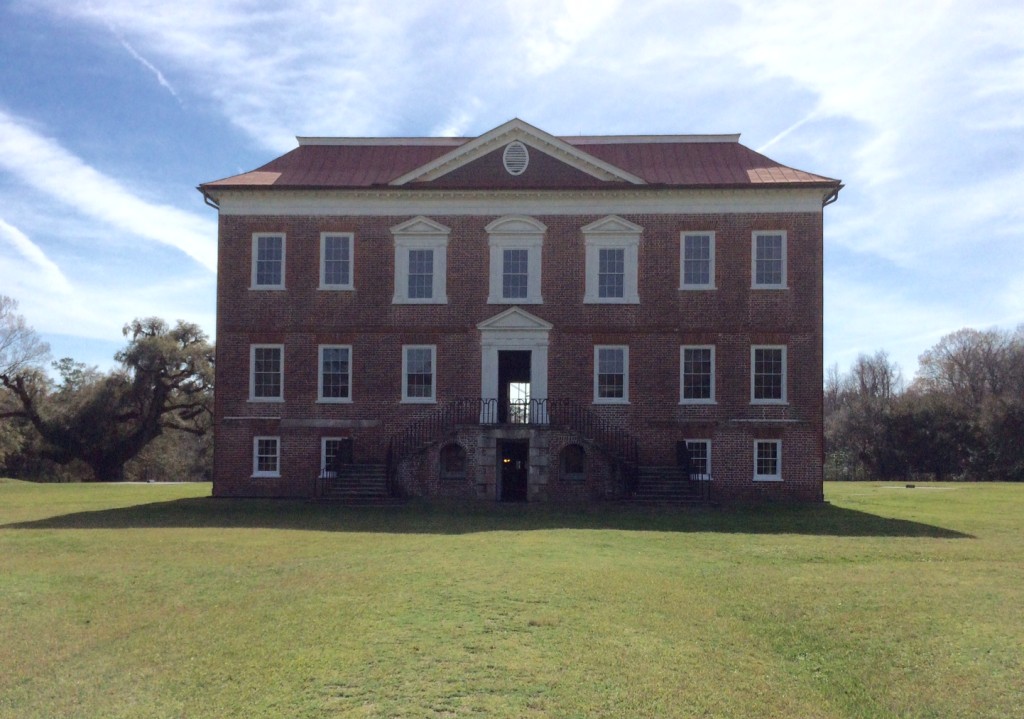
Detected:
[499,440,529,502]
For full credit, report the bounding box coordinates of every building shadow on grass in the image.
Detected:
[2,497,972,538]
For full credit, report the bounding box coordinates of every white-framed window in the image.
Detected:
[251,233,285,289]
[754,440,782,481]
[249,344,284,402]
[253,436,281,478]
[320,233,353,290]
[318,345,352,403]
[751,345,787,404]
[486,216,545,304]
[594,345,629,404]
[685,440,712,481]
[752,231,787,289]
[402,345,436,403]
[680,232,715,289]
[391,217,450,304]
[321,437,348,476]
[582,216,642,304]
[680,345,715,404]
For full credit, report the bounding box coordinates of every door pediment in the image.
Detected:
[477,307,553,332]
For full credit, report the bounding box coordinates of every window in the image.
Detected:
[402,345,436,403]
[321,437,350,476]
[754,440,782,481]
[751,346,787,404]
[320,233,353,289]
[318,345,351,402]
[251,233,285,289]
[680,346,715,404]
[752,231,787,288]
[250,345,283,401]
[440,443,467,480]
[680,232,715,289]
[598,248,625,298]
[594,346,629,403]
[685,440,711,480]
[253,436,280,477]
[391,217,450,304]
[503,249,529,299]
[560,444,586,481]
[486,216,545,304]
[583,216,641,304]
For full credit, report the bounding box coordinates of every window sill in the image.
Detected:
[593,399,630,405]
[487,297,543,304]
[401,398,437,404]
[680,399,717,406]
[750,285,789,291]
[583,297,640,305]
[750,400,788,406]
[753,476,783,482]
[317,398,353,404]
[679,285,716,291]
[249,286,286,291]
[252,473,281,479]
[319,286,354,292]
[249,397,285,403]
[392,297,448,305]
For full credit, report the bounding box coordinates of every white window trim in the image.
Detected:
[318,344,353,403]
[252,436,281,478]
[321,437,345,475]
[486,216,546,304]
[753,440,783,482]
[680,345,716,405]
[391,217,450,304]
[593,345,629,404]
[402,344,437,403]
[319,232,354,290]
[685,439,712,481]
[751,230,788,289]
[750,345,788,405]
[251,233,286,290]
[583,222,641,304]
[679,231,716,290]
[249,344,284,403]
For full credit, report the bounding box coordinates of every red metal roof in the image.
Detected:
[201,133,839,192]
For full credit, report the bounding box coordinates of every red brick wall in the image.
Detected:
[214,208,824,501]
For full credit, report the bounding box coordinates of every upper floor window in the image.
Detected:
[250,344,283,402]
[751,345,787,404]
[594,345,629,404]
[318,345,352,402]
[752,231,787,288]
[320,233,353,290]
[251,233,285,289]
[486,216,545,304]
[680,346,715,404]
[391,217,450,304]
[680,232,715,289]
[583,216,642,304]
[402,345,436,403]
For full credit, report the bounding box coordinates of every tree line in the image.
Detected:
[3,293,1022,483]
[827,327,1024,482]
[0,296,214,482]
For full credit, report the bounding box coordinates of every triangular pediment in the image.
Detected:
[580,215,644,235]
[390,216,451,236]
[484,215,547,235]
[390,119,646,186]
[477,307,553,332]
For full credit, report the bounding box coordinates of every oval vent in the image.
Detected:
[502,141,529,176]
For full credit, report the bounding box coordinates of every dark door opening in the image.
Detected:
[499,440,529,502]
[498,350,531,423]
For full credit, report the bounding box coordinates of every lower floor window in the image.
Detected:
[322,437,351,476]
[253,436,280,477]
[685,440,711,480]
[560,444,586,481]
[754,440,782,481]
[440,443,467,479]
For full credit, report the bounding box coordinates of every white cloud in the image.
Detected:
[0,108,216,269]
[0,217,72,294]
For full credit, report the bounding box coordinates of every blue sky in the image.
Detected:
[1,0,1022,380]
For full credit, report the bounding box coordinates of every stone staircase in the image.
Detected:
[628,466,711,505]
[318,464,401,505]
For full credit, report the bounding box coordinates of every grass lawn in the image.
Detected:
[0,480,1021,718]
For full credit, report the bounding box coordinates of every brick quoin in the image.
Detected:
[201,120,841,503]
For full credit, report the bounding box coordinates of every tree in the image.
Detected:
[0,296,50,467]
[1,318,213,481]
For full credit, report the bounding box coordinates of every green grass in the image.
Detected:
[1,479,1021,718]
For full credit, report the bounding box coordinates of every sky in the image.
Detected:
[1,0,1022,381]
